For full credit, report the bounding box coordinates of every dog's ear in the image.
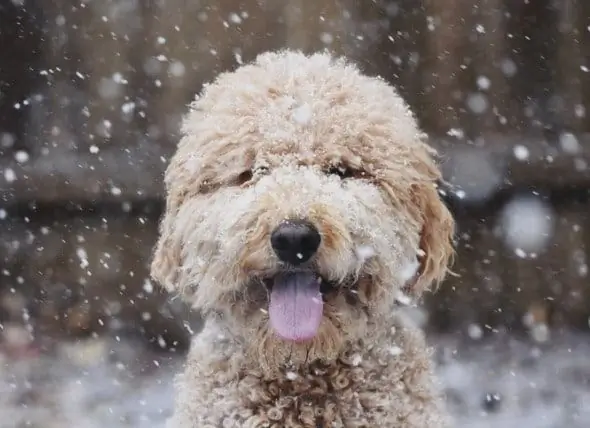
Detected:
[150,184,189,297]
[378,148,455,297]
[405,180,455,296]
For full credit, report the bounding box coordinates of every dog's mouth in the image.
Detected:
[262,272,339,343]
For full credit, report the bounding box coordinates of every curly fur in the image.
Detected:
[151,50,455,427]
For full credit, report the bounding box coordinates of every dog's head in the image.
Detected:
[151,51,454,370]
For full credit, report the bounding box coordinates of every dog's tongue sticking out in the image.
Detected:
[269,272,323,342]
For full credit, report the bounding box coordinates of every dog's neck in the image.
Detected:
[194,314,401,380]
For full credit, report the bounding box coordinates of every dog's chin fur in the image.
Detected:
[151,50,455,427]
[227,272,379,375]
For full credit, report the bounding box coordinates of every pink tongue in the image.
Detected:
[269,272,323,342]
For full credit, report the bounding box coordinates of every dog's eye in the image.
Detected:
[236,170,253,185]
[327,165,355,179]
[254,166,270,175]
[234,167,270,187]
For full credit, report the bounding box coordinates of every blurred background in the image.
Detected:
[1,0,590,427]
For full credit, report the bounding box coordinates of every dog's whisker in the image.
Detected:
[304,346,311,366]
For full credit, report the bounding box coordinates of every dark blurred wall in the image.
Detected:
[2,0,590,349]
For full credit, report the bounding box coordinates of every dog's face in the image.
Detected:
[152,51,454,370]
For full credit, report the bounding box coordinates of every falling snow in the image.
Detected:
[500,196,554,254]
[467,323,484,340]
[500,58,518,77]
[476,76,491,91]
[76,247,90,269]
[559,132,580,154]
[355,245,376,262]
[513,145,530,161]
[291,103,313,125]
[14,150,29,163]
[1,3,590,428]
[466,92,489,114]
[4,168,16,183]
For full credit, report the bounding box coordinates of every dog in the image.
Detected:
[151,50,455,427]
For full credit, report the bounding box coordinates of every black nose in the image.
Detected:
[270,220,321,265]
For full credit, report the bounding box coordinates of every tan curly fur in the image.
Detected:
[151,50,455,427]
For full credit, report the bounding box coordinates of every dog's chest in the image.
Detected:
[233,356,400,428]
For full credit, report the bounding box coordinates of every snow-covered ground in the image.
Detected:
[1,332,589,428]
[438,333,590,428]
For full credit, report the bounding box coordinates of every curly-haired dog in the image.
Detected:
[151,50,455,427]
